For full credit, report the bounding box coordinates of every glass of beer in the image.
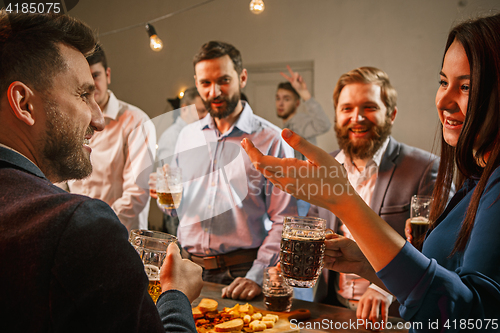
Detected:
[262,266,293,312]
[156,166,183,210]
[129,229,178,303]
[280,216,327,288]
[410,195,433,249]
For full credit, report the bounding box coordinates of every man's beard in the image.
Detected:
[335,116,392,160]
[204,92,240,119]
[277,106,296,120]
[42,100,94,182]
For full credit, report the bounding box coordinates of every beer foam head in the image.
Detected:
[411,216,430,224]
[284,228,324,240]
[144,264,160,281]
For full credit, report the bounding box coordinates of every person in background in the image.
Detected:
[157,87,208,166]
[155,41,297,301]
[242,12,500,331]
[0,11,202,332]
[66,44,156,231]
[155,87,207,235]
[276,65,331,160]
[310,66,442,325]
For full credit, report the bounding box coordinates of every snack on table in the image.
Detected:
[214,318,244,332]
[193,298,280,332]
[198,298,219,312]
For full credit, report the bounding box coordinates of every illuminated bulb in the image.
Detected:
[150,35,163,51]
[249,0,265,14]
[179,91,185,98]
[145,23,163,52]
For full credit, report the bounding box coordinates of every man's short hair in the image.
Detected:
[86,43,107,69]
[181,87,200,106]
[0,11,96,96]
[193,41,243,74]
[277,82,300,100]
[333,66,397,115]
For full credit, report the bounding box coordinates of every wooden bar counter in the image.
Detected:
[194,282,409,333]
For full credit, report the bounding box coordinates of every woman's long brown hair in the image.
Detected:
[429,13,500,255]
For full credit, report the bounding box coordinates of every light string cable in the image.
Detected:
[99,0,216,37]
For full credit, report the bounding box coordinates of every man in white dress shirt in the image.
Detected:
[156,87,207,235]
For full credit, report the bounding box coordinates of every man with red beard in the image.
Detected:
[158,41,297,301]
[311,67,443,324]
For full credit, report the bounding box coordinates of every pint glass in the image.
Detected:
[156,166,182,210]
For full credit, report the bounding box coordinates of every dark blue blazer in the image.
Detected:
[0,146,195,332]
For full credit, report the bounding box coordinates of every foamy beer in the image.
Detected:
[280,216,327,288]
[262,267,293,312]
[156,166,182,209]
[410,195,433,249]
[129,229,177,303]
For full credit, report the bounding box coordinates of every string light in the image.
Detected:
[249,0,265,14]
[145,23,163,52]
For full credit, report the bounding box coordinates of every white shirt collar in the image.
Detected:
[101,90,120,120]
[200,101,256,136]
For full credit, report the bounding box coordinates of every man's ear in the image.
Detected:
[389,107,398,124]
[106,67,111,85]
[7,81,36,126]
[239,69,248,89]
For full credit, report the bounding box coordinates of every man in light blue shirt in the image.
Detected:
[163,41,297,301]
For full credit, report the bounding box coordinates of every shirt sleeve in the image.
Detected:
[245,136,298,285]
[111,117,156,230]
[156,290,197,332]
[288,97,332,141]
[377,175,500,329]
[157,128,177,166]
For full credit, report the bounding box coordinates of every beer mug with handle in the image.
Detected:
[280,216,328,288]
[129,229,178,303]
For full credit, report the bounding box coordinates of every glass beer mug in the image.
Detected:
[279,216,328,288]
[129,229,177,303]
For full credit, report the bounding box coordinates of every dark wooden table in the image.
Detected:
[194,282,409,333]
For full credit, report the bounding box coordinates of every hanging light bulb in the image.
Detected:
[145,23,163,52]
[249,0,265,14]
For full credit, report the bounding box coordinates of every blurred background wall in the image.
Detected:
[69,0,499,229]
